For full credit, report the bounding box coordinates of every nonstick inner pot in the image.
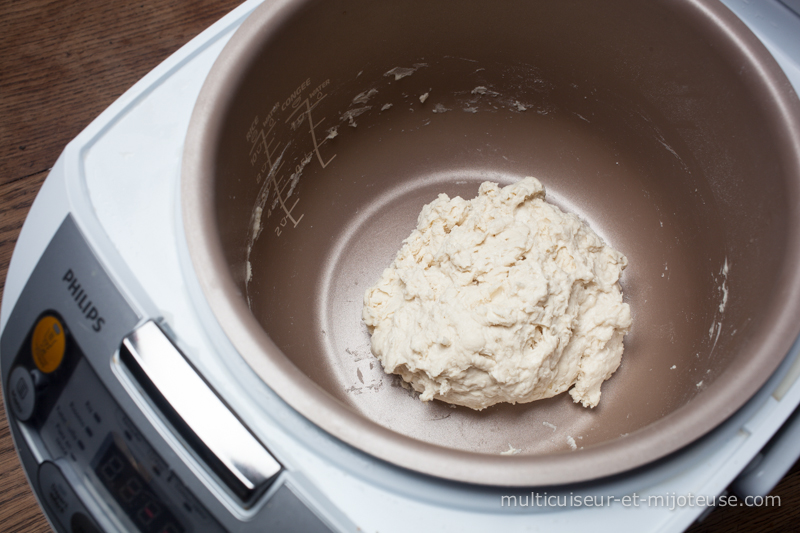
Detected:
[182,0,800,485]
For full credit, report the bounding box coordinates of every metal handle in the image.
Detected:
[120,320,281,502]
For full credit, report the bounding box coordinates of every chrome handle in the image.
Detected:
[120,320,281,502]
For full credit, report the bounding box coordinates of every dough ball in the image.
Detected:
[362,177,631,410]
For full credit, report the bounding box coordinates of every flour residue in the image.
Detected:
[500,444,522,456]
[287,152,313,199]
[345,381,383,395]
[352,88,378,105]
[252,206,263,240]
[657,137,685,168]
[718,258,729,313]
[471,86,500,97]
[340,105,372,128]
[709,319,723,352]
[707,257,730,354]
[384,63,428,81]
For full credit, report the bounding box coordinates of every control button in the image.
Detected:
[31,315,66,374]
[8,366,36,421]
[30,368,49,390]
[38,461,91,532]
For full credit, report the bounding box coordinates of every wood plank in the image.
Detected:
[0,172,50,532]
[0,0,244,185]
[0,172,48,280]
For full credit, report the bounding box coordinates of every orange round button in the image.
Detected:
[31,316,66,374]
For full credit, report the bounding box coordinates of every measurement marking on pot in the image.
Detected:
[249,129,280,171]
[267,160,304,228]
[285,94,337,169]
[246,80,336,237]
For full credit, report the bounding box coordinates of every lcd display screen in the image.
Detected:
[93,437,185,533]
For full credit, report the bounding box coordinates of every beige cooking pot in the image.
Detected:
[181,0,800,486]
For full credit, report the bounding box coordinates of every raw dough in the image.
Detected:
[362,177,631,410]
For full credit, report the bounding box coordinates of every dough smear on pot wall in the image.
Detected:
[363,177,632,410]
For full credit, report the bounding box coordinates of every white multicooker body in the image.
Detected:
[2,1,800,532]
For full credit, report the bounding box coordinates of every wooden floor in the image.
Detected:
[1,0,799,531]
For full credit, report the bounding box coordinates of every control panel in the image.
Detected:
[2,215,338,533]
[8,312,225,533]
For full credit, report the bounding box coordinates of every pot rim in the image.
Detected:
[180,0,800,486]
